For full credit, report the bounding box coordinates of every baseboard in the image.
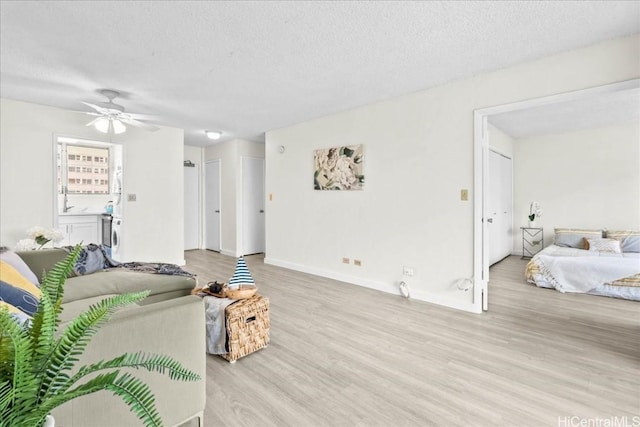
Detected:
[264,257,480,314]
[220,249,237,257]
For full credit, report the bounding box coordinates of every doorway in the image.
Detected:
[205,160,221,252]
[473,78,639,313]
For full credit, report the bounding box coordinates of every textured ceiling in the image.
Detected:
[489,86,640,139]
[1,1,639,146]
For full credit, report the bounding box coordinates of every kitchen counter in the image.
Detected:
[59,212,105,216]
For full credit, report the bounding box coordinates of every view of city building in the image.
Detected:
[57,144,110,194]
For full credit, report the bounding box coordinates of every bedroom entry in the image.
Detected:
[473,79,639,313]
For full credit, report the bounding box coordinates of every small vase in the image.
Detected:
[528,220,537,228]
[44,415,55,427]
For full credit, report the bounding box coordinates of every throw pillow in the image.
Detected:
[605,230,640,253]
[0,247,39,285]
[586,238,622,254]
[0,260,41,317]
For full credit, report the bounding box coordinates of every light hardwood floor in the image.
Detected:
[184,251,639,427]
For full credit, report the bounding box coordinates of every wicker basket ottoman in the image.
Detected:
[221,294,270,362]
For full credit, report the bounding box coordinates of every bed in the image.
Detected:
[525,229,640,301]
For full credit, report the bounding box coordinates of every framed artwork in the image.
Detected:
[313,144,364,190]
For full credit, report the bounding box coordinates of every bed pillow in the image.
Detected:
[554,228,603,249]
[0,260,41,317]
[586,238,622,254]
[605,230,640,253]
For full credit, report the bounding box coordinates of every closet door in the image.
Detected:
[488,150,513,265]
[241,157,265,255]
[184,165,200,250]
[205,160,221,252]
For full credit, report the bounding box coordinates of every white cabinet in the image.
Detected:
[58,215,100,246]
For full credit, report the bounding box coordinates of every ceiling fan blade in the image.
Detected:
[119,117,160,132]
[67,109,102,116]
[81,101,108,114]
[85,117,102,127]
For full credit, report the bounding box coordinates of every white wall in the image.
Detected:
[513,121,640,250]
[0,98,185,265]
[488,124,514,158]
[265,34,640,312]
[204,139,265,256]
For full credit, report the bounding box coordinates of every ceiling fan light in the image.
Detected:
[205,130,222,140]
[112,119,127,134]
[94,117,110,133]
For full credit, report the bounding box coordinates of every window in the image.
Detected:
[58,143,110,194]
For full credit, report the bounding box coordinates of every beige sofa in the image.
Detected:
[17,249,206,427]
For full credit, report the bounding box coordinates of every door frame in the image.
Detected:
[473,78,639,313]
[204,159,222,252]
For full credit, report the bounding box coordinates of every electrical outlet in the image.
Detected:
[354,259,362,266]
[127,194,137,202]
[460,189,469,201]
[402,266,414,277]
[342,257,350,264]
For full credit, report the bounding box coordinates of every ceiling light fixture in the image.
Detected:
[94,117,127,134]
[205,130,222,140]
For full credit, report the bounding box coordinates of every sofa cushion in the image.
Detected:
[16,248,69,282]
[62,269,195,304]
[59,294,140,323]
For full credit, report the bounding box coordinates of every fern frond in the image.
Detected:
[67,351,200,389]
[38,371,163,427]
[0,308,38,425]
[39,291,149,400]
[30,246,82,369]
[40,245,81,306]
[106,372,163,427]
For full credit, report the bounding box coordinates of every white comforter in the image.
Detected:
[532,245,640,293]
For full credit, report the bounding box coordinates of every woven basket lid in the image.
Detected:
[228,257,255,287]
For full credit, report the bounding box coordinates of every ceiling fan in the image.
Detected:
[82,89,159,134]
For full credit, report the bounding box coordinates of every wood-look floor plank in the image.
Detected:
[183,251,640,427]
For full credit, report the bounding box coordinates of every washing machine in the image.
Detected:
[111,167,123,217]
[111,216,123,261]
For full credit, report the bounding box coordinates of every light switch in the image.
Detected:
[461,189,469,201]
[127,194,137,202]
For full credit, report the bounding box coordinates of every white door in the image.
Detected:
[488,150,513,265]
[241,157,265,255]
[184,165,200,250]
[205,160,221,251]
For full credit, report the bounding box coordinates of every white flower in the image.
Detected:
[24,226,64,248]
[14,239,37,251]
[43,228,64,243]
[528,202,542,220]
[27,226,47,239]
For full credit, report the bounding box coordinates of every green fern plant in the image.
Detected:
[0,246,201,426]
